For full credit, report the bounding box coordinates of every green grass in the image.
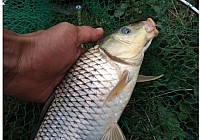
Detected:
[4,0,198,139]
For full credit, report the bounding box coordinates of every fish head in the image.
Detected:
[100,18,159,61]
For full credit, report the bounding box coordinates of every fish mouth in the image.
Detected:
[144,18,159,37]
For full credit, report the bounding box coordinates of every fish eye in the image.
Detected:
[120,27,131,34]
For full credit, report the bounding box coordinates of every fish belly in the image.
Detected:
[34,46,127,140]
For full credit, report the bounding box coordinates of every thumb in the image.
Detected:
[77,26,103,45]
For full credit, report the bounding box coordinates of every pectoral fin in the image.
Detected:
[104,70,130,104]
[30,92,55,140]
[101,123,126,140]
[137,74,164,82]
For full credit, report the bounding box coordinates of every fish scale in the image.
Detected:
[34,45,122,140]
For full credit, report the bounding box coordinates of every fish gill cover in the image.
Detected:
[3,0,198,139]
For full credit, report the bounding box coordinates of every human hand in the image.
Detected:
[4,22,103,103]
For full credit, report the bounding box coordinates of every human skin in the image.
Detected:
[4,22,103,103]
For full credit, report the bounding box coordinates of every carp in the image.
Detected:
[32,18,161,140]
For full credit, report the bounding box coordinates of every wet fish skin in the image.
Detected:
[33,18,159,140]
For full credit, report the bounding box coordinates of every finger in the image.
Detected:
[77,26,103,45]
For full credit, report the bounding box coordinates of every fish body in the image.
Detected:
[33,18,158,140]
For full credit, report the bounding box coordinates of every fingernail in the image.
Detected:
[96,27,103,34]
[96,27,103,30]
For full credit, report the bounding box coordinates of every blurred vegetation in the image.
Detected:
[4,0,198,139]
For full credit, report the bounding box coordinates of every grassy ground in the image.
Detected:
[4,0,198,139]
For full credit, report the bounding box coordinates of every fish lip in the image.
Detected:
[144,18,159,37]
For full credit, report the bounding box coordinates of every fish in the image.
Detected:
[32,18,160,140]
